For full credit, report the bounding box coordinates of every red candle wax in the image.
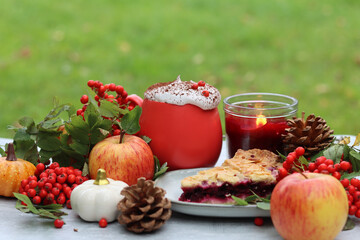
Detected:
[225,114,288,157]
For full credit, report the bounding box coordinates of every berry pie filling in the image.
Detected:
[179,149,281,204]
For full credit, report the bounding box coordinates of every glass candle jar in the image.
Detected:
[223,93,298,157]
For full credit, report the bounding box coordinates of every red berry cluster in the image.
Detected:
[306,156,351,180]
[19,162,88,207]
[341,177,360,218]
[76,80,139,136]
[191,80,210,97]
[277,147,307,180]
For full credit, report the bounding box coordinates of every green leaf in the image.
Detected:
[37,131,61,151]
[97,118,112,130]
[23,144,40,165]
[84,102,100,129]
[298,156,309,166]
[39,149,61,162]
[0,148,4,156]
[277,151,287,163]
[98,100,122,118]
[14,128,32,142]
[141,135,152,144]
[342,217,355,231]
[89,128,106,145]
[18,117,35,128]
[41,118,62,129]
[120,106,142,135]
[349,150,360,172]
[13,193,39,214]
[340,171,360,180]
[69,140,90,156]
[244,195,258,203]
[65,116,90,144]
[153,162,168,180]
[257,202,270,210]
[323,145,344,163]
[232,196,248,206]
[14,136,36,160]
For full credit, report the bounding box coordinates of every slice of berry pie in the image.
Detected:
[179,149,281,203]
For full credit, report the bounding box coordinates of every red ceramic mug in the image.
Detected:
[139,99,222,170]
[138,78,223,170]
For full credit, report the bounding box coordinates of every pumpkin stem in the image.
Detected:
[94,169,110,185]
[6,143,17,161]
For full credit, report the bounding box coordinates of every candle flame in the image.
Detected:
[256,114,267,127]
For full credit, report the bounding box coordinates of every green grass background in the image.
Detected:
[1,0,360,139]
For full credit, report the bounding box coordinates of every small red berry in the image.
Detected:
[28,180,37,189]
[99,218,108,228]
[278,168,288,179]
[295,147,305,157]
[348,185,356,195]
[115,85,124,95]
[324,159,334,166]
[340,161,351,171]
[332,171,341,180]
[67,174,76,184]
[80,95,89,104]
[57,195,66,205]
[282,161,291,171]
[54,219,64,228]
[202,90,209,97]
[198,80,206,86]
[334,163,341,171]
[36,163,46,173]
[52,187,60,197]
[32,196,41,205]
[87,80,95,88]
[66,200,72,209]
[27,189,36,198]
[341,178,350,188]
[355,209,360,218]
[191,83,198,90]
[315,156,326,166]
[317,163,327,172]
[254,217,264,226]
[349,205,357,215]
[307,162,316,172]
[49,162,60,169]
[39,189,47,199]
[109,83,116,91]
[327,165,336,174]
[121,90,128,99]
[21,179,29,188]
[57,173,68,184]
[350,178,360,188]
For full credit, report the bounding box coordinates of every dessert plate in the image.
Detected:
[155,168,271,217]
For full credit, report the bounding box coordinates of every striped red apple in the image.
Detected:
[270,172,348,240]
[88,135,154,185]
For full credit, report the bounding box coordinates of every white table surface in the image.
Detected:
[1,136,360,240]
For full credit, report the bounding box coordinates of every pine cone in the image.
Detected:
[282,112,334,157]
[117,177,172,233]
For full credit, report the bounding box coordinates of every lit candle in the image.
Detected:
[223,93,298,157]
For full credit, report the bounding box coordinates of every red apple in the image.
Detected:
[88,135,154,185]
[270,173,348,240]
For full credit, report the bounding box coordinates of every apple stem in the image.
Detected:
[119,130,126,144]
[299,171,308,179]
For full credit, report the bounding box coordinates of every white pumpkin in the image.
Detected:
[70,169,128,222]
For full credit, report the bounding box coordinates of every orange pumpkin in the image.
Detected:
[0,143,36,197]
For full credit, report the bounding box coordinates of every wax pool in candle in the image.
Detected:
[225,114,288,157]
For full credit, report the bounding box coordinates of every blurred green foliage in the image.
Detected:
[0,0,360,139]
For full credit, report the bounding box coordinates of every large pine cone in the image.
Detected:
[282,112,334,157]
[117,177,172,233]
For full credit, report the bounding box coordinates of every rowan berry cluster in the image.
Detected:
[76,80,139,137]
[19,162,88,207]
[341,176,360,218]
[277,147,307,180]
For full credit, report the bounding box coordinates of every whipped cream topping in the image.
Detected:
[144,76,221,110]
